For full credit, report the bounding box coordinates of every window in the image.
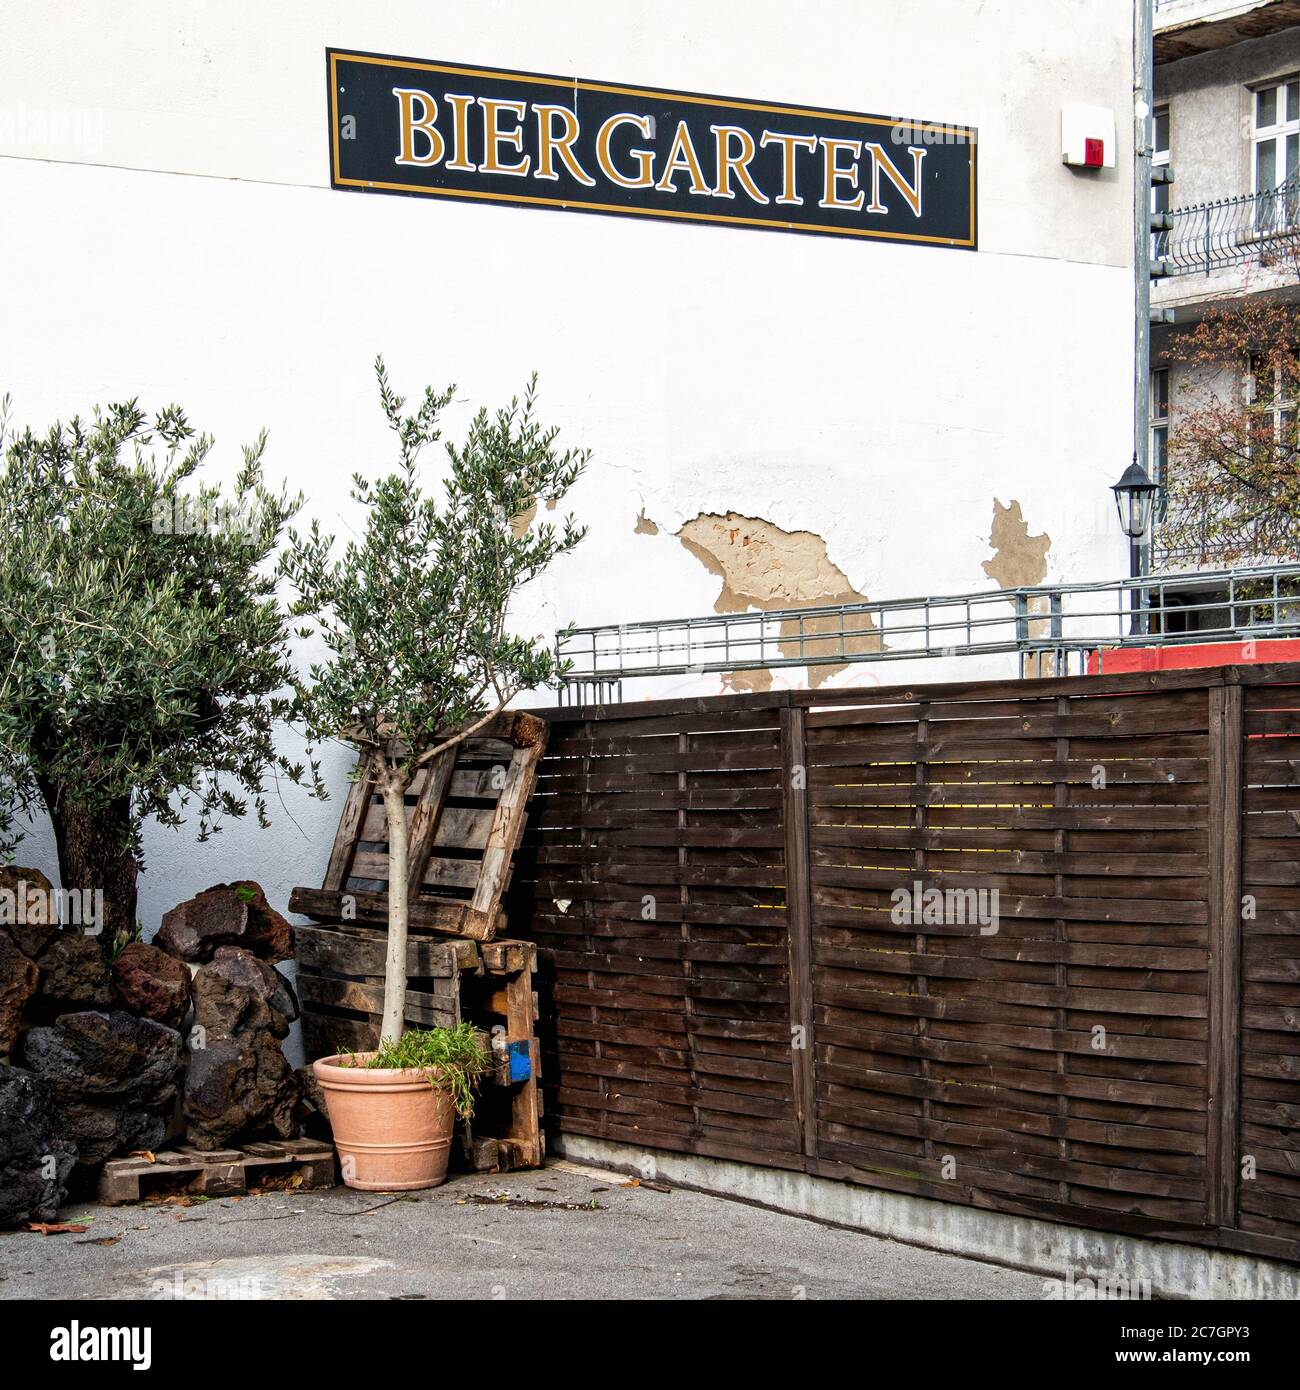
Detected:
[1248,352,1298,459]
[1150,367,1170,521]
[1253,78,1300,231]
[1152,107,1171,259]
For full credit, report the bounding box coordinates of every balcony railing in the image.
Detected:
[1160,177,1300,276]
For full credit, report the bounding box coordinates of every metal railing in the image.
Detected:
[553,562,1300,702]
[1160,177,1300,275]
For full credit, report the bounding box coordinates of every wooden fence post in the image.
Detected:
[780,705,818,1161]
[1207,681,1244,1229]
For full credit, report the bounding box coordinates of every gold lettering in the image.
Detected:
[392,88,445,167]
[759,131,818,206]
[534,104,595,184]
[711,125,768,203]
[596,113,655,188]
[444,93,477,171]
[865,142,926,216]
[819,137,865,211]
[482,99,530,176]
[655,119,711,196]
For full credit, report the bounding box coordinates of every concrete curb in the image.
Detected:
[554,1134,1300,1299]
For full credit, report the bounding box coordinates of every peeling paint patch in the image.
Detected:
[633,509,659,536]
[672,511,880,688]
[722,667,773,694]
[510,500,538,538]
[981,498,1054,673]
[981,499,1050,589]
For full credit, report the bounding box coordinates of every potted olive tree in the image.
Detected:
[282,359,586,1189]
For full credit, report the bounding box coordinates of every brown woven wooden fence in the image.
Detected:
[511,663,1300,1265]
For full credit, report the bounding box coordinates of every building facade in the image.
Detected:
[1152,0,1300,573]
[0,1,1136,920]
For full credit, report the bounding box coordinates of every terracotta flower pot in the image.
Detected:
[312,1052,456,1191]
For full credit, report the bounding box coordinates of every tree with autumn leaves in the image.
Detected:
[1162,244,1300,565]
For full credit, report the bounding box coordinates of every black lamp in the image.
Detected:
[1111,458,1158,542]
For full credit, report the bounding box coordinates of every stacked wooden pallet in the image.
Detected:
[289,711,550,1172]
[290,710,547,942]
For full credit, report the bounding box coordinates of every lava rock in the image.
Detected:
[112,942,192,1029]
[0,931,39,1053]
[225,881,292,964]
[36,933,114,1013]
[20,1010,184,1104]
[0,865,60,959]
[191,947,298,1041]
[154,886,248,963]
[183,1031,299,1151]
[154,881,293,964]
[0,1066,76,1225]
[57,1091,178,1167]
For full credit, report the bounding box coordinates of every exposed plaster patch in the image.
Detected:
[981,499,1050,589]
[510,500,537,538]
[723,667,773,694]
[671,511,880,688]
[633,509,659,536]
[981,498,1054,674]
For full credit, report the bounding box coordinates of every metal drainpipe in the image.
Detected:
[1132,0,1154,631]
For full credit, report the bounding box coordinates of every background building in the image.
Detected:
[1152,0,1300,575]
[0,1,1136,922]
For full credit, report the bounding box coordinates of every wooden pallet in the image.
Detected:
[97,1139,336,1205]
[289,710,548,942]
[295,924,543,1172]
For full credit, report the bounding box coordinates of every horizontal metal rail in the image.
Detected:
[554,562,1300,701]
[1160,176,1300,276]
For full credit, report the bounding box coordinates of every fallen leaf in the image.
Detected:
[622,1178,641,1188]
[26,1222,88,1235]
[128,1150,157,1163]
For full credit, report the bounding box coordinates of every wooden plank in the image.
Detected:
[406,748,458,906]
[470,732,548,917]
[289,885,500,942]
[323,754,375,890]
[1207,684,1244,1230]
[294,923,460,978]
[780,706,817,1159]
[297,973,459,1028]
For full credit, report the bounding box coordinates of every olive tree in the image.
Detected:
[281,360,586,1042]
[0,398,318,943]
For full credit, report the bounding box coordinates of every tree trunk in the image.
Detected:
[39,782,137,947]
[380,776,411,1044]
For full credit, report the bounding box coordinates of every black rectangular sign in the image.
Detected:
[327,49,977,249]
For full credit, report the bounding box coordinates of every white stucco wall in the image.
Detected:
[0,0,1135,929]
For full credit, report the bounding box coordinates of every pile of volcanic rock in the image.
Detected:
[0,872,304,1225]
